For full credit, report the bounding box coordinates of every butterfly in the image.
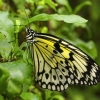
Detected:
[26,27,100,91]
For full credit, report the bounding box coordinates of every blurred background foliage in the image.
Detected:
[0,0,100,100]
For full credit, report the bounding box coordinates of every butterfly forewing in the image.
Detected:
[26,28,100,91]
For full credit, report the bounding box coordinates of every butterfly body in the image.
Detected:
[26,27,100,91]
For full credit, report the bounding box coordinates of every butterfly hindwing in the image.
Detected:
[26,28,100,91]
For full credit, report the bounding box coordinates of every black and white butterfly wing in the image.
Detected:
[26,28,100,91]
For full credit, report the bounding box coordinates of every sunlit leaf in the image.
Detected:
[29,14,88,23]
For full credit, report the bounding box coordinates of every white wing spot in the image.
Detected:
[48,84,51,90]
[42,84,46,88]
[52,85,56,90]
[57,86,60,91]
[70,74,74,79]
[75,79,78,83]
[81,81,83,84]
[84,81,87,84]
[95,80,97,83]
[71,81,74,84]
[68,78,71,83]
[64,84,68,89]
[69,68,73,73]
[39,82,41,85]
[91,81,93,85]
[61,85,64,91]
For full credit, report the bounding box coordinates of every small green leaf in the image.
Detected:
[74,1,92,14]
[44,0,57,11]
[29,14,88,24]
[56,0,73,13]
[20,92,40,100]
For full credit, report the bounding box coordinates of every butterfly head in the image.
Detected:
[26,27,35,43]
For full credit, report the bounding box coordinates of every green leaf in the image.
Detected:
[56,0,73,13]
[0,66,10,92]
[1,59,32,81]
[44,0,57,11]
[20,92,40,100]
[0,34,12,60]
[74,1,92,14]
[10,70,24,84]
[0,11,14,42]
[29,14,88,24]
[0,61,24,95]
[0,11,15,60]
[50,95,64,100]
[7,79,22,95]
[0,59,32,95]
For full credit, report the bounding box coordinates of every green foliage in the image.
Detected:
[0,0,100,100]
[29,13,87,23]
[20,92,41,100]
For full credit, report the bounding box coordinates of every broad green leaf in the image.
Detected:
[29,14,88,24]
[1,59,32,80]
[0,34,12,60]
[0,59,32,94]
[0,61,24,95]
[0,11,15,60]
[0,11,14,42]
